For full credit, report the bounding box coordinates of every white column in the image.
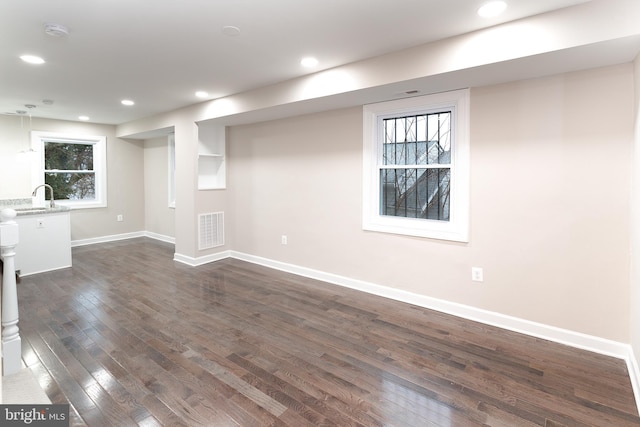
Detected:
[1,208,21,376]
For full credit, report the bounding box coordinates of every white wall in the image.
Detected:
[228,64,634,342]
[3,64,633,345]
[0,116,145,242]
[0,116,179,244]
[631,54,640,381]
[0,115,35,198]
[116,0,640,264]
[143,136,175,239]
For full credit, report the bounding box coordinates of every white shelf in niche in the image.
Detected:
[197,122,226,190]
[197,154,225,190]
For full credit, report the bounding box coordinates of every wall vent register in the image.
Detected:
[198,212,224,250]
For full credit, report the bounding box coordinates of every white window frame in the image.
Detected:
[362,89,469,242]
[31,131,107,209]
[168,133,176,208]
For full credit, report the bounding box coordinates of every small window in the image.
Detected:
[363,90,469,242]
[32,131,107,209]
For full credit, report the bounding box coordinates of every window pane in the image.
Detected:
[44,142,94,171]
[383,112,451,166]
[45,172,95,200]
[427,113,450,165]
[380,168,450,220]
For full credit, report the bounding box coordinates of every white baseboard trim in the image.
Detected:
[64,238,640,412]
[229,251,640,410]
[627,346,640,414]
[229,251,630,359]
[174,250,231,267]
[72,231,146,247]
[144,231,175,244]
[71,231,175,247]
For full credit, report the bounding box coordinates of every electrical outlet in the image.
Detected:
[117,215,123,222]
[471,267,484,282]
[281,235,288,245]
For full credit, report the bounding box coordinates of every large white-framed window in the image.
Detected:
[31,131,107,209]
[363,89,469,242]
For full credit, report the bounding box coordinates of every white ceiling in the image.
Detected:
[0,0,626,126]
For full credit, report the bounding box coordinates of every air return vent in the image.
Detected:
[198,212,224,250]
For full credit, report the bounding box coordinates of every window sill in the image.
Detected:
[55,201,107,210]
[363,216,468,242]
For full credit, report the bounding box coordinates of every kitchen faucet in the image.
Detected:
[32,184,56,208]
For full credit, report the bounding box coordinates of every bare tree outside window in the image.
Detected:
[44,141,96,201]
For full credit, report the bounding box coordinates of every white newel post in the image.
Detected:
[0,208,21,376]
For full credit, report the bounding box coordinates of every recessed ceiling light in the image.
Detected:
[477,1,507,17]
[301,57,319,68]
[195,91,209,98]
[121,99,135,106]
[20,55,45,64]
[78,115,90,121]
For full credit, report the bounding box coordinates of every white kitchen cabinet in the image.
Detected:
[15,211,71,276]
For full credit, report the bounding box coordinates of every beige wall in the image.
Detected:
[0,116,146,241]
[470,64,632,340]
[2,62,633,345]
[0,115,35,198]
[228,64,634,341]
[632,55,640,367]
[0,116,176,242]
[143,136,175,239]
[73,135,144,241]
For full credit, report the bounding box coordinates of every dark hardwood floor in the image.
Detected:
[13,237,640,426]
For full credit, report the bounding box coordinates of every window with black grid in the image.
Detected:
[362,89,469,242]
[380,111,451,221]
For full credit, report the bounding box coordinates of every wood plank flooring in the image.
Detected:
[12,237,640,426]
